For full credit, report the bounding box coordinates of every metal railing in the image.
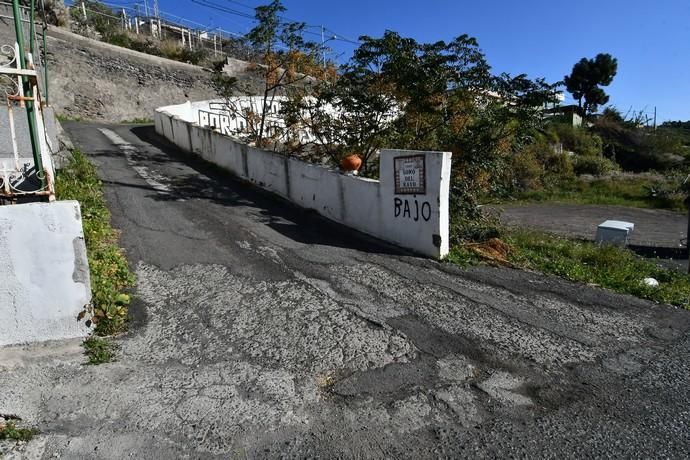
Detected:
[0,0,54,202]
[63,0,255,61]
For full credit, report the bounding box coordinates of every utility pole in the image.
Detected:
[134,3,140,34]
[321,25,326,68]
[654,106,657,131]
[153,0,161,39]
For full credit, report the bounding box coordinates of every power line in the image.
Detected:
[223,0,255,10]
[190,0,256,20]
[194,0,361,45]
[66,0,360,62]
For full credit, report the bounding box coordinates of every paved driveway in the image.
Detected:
[2,123,690,458]
[490,203,687,248]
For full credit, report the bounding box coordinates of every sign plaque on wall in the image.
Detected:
[394,155,426,194]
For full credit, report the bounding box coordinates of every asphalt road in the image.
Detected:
[2,122,690,459]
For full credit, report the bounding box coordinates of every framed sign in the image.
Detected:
[394,155,426,195]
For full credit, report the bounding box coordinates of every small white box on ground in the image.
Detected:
[596,220,635,247]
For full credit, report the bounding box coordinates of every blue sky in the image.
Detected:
[137,0,688,122]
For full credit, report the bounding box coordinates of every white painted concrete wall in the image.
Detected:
[0,201,92,346]
[155,102,452,258]
[190,97,331,144]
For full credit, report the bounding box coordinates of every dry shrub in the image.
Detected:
[511,149,543,191]
[463,238,513,266]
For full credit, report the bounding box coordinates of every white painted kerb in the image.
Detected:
[0,201,92,346]
[155,101,452,258]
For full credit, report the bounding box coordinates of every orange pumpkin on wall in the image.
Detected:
[340,154,362,172]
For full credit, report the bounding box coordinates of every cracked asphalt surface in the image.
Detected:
[2,122,690,458]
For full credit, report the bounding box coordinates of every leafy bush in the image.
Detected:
[619,149,685,172]
[56,150,134,335]
[449,204,501,245]
[83,336,115,364]
[0,421,37,441]
[573,155,619,176]
[510,149,543,191]
[507,136,575,193]
[551,123,603,156]
[160,41,207,65]
[644,175,690,210]
[594,115,688,172]
[543,151,574,182]
[102,30,132,48]
[129,39,163,57]
[69,0,120,37]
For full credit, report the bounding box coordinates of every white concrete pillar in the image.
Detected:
[379,149,453,258]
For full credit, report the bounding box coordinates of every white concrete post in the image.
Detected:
[81,1,87,21]
[379,149,452,258]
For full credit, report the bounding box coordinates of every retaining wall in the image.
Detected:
[0,201,91,346]
[155,101,452,258]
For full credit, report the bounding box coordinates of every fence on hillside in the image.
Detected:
[63,0,257,62]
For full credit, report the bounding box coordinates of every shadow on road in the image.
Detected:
[127,125,410,257]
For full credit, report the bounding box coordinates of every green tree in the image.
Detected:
[69,0,121,36]
[280,30,559,213]
[564,53,618,116]
[245,0,322,147]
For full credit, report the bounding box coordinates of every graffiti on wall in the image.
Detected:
[394,197,432,222]
[198,109,232,136]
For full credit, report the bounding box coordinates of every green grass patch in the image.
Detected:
[83,337,115,364]
[496,230,690,307]
[500,176,686,212]
[121,118,154,124]
[0,421,37,442]
[56,113,85,123]
[56,149,135,336]
[445,245,485,267]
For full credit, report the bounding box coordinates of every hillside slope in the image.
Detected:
[0,16,260,122]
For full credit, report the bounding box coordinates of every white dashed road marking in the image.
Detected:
[98,128,173,195]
